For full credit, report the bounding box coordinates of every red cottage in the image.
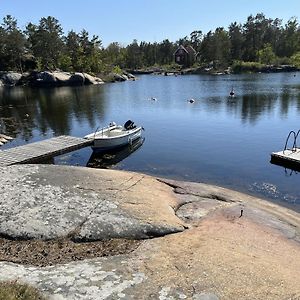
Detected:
[174,45,197,67]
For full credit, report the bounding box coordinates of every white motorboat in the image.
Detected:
[84,120,143,151]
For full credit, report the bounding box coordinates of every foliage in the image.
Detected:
[0,281,46,300]
[25,16,64,70]
[274,56,291,65]
[1,13,300,73]
[112,65,122,74]
[229,22,244,61]
[257,43,277,64]
[0,15,26,71]
[291,52,300,67]
[58,54,73,71]
[231,60,264,73]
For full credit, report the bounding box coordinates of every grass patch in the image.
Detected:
[0,281,46,300]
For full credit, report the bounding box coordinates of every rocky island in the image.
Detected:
[0,70,136,87]
[0,164,299,299]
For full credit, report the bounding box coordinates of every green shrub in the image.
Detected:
[291,52,300,68]
[232,60,264,73]
[112,65,123,74]
[257,44,277,64]
[58,55,73,72]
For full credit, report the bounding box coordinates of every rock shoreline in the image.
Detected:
[0,165,299,299]
[0,70,136,87]
[129,64,300,76]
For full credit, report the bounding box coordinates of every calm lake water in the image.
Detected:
[1,73,300,211]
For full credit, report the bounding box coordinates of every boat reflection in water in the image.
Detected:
[87,137,145,169]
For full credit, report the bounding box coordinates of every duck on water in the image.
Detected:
[229,87,235,98]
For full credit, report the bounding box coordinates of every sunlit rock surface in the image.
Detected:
[0,71,22,86]
[0,165,300,299]
[0,165,185,240]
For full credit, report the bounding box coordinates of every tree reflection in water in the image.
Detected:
[0,85,106,140]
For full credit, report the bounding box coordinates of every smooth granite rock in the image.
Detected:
[26,71,104,87]
[68,72,85,85]
[1,165,300,299]
[83,73,104,85]
[0,165,185,240]
[0,72,22,86]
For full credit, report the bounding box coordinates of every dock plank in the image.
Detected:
[0,136,92,166]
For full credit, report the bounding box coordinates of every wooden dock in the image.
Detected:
[271,148,300,169]
[0,136,93,167]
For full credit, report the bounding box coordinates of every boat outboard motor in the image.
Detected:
[124,120,136,130]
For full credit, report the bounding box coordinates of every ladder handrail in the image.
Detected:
[283,130,296,154]
[293,129,300,149]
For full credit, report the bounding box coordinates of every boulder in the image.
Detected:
[122,74,129,80]
[36,71,72,86]
[1,72,22,86]
[36,71,57,84]
[83,73,104,85]
[112,73,127,82]
[52,71,71,85]
[68,72,85,85]
[31,71,104,87]
[0,71,105,87]
[126,72,136,80]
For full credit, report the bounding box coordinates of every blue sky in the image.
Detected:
[1,0,300,46]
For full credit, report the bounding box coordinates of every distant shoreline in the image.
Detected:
[129,64,299,76]
[0,65,299,89]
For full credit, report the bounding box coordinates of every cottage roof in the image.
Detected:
[185,45,197,54]
[174,45,197,56]
[174,45,189,55]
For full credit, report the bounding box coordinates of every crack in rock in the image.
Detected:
[157,178,237,223]
[157,178,237,203]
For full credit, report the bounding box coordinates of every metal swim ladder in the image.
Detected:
[283,130,300,153]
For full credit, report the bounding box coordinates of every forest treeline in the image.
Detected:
[1,13,300,74]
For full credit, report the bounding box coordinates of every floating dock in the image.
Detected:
[271,130,300,170]
[0,135,92,167]
[271,148,300,170]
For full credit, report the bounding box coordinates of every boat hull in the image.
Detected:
[91,127,142,151]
